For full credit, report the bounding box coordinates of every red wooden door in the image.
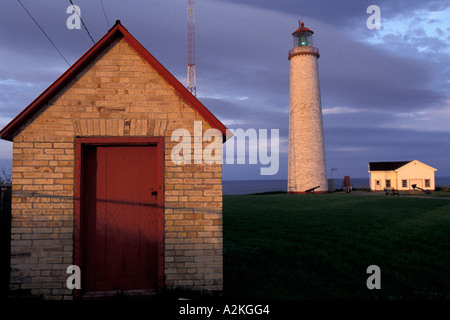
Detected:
[83,145,161,293]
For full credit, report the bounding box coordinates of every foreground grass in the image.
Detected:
[400,191,450,198]
[223,193,450,300]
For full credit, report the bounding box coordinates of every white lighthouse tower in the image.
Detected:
[288,21,328,194]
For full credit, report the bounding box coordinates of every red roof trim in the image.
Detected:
[0,21,229,141]
[292,22,314,36]
[292,27,314,35]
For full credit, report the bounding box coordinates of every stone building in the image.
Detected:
[0,21,228,299]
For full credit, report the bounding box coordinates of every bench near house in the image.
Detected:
[0,21,228,299]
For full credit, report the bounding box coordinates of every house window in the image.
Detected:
[386,179,391,188]
[402,180,407,188]
[425,179,430,188]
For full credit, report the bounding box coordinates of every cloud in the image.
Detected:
[324,126,450,176]
[323,106,362,115]
[0,140,12,161]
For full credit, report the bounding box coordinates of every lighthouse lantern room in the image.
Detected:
[293,21,314,47]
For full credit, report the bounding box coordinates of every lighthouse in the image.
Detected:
[288,21,328,194]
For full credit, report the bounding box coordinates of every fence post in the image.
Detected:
[0,185,12,299]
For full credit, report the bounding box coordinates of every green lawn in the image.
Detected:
[400,191,450,198]
[223,193,450,300]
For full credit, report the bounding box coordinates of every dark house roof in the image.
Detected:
[0,20,229,142]
[368,161,411,171]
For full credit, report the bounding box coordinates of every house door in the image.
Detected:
[82,145,162,293]
[375,180,381,190]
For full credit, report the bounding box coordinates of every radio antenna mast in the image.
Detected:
[187,0,196,96]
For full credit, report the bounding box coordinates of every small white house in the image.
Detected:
[368,160,437,191]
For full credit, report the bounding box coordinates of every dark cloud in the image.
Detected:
[0,0,448,178]
[216,0,449,27]
[201,97,289,136]
[324,126,450,177]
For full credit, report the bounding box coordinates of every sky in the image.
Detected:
[0,0,449,180]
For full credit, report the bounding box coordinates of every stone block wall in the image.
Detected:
[288,53,328,193]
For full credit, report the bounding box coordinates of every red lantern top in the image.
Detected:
[292,21,314,36]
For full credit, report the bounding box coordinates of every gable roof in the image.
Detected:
[0,20,229,142]
[368,161,411,171]
[369,160,437,172]
[398,159,437,172]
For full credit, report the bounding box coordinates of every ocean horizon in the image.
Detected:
[223,177,450,195]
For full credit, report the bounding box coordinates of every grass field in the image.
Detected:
[223,193,450,300]
[399,191,450,198]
